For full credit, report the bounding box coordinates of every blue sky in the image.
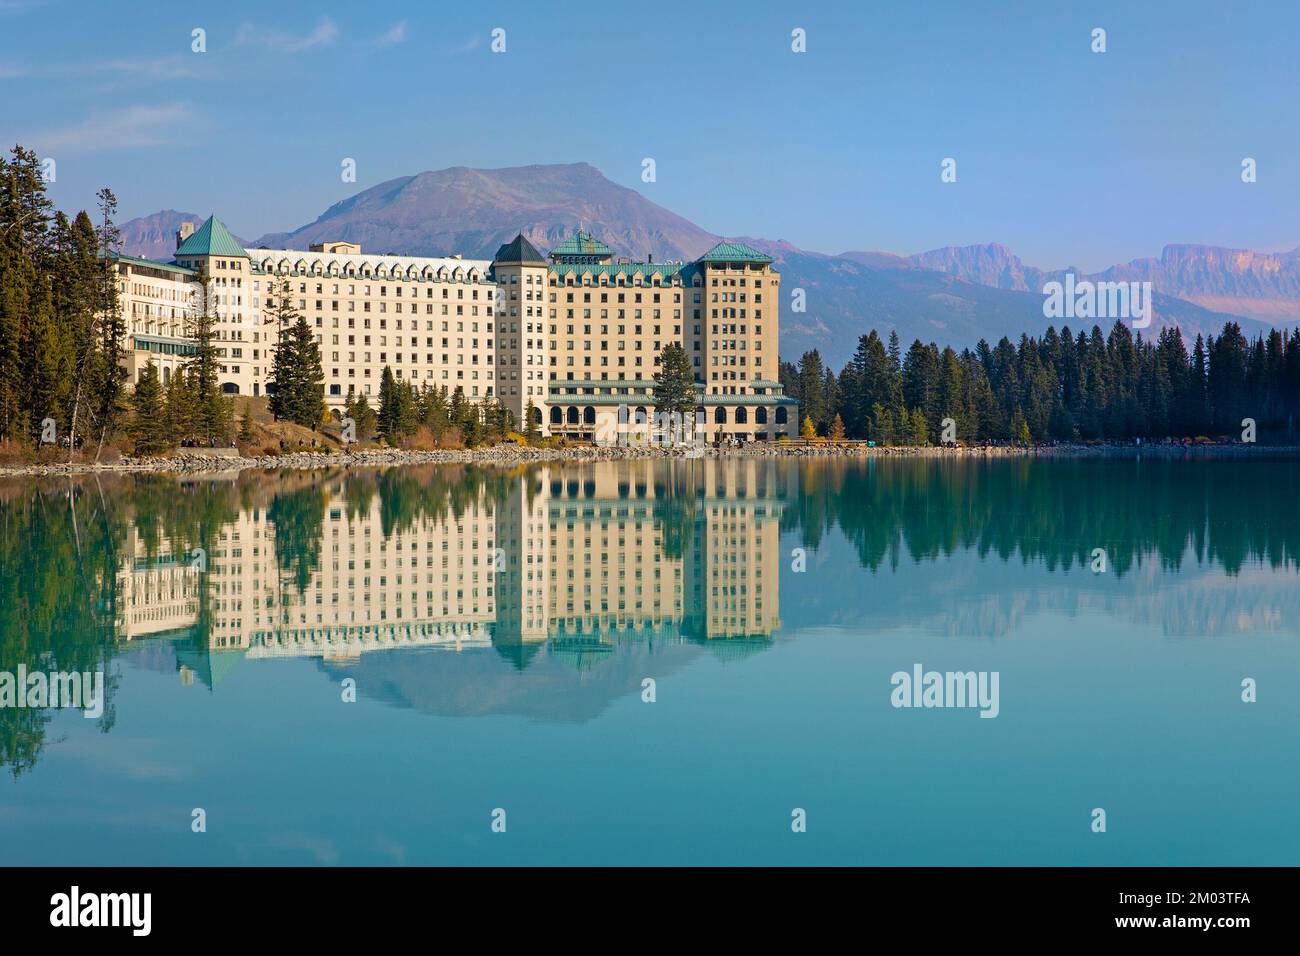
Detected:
[2,0,1297,271]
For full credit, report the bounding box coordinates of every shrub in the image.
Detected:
[0,439,33,465]
[404,426,438,451]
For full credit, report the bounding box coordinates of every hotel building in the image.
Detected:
[112,215,797,441]
[113,254,201,385]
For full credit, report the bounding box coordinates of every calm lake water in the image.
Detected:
[1,456,1297,866]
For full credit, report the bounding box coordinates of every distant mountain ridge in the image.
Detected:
[119,208,251,261]
[1092,244,1300,322]
[906,241,1300,326]
[118,209,194,261]
[252,163,718,263]
[116,163,1297,367]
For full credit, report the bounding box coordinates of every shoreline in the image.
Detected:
[2,441,1297,478]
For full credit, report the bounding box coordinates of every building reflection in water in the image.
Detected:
[114,459,789,689]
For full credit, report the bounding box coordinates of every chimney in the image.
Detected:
[176,221,195,250]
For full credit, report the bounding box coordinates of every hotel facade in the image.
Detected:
[112,216,798,441]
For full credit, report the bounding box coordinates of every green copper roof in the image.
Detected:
[494,233,546,265]
[550,230,613,259]
[696,241,772,264]
[550,261,685,281]
[174,215,248,258]
[174,644,246,691]
[104,251,197,276]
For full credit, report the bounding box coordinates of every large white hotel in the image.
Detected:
[113,216,798,441]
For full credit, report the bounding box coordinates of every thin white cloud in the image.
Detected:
[374,21,408,48]
[0,0,46,14]
[0,57,196,84]
[22,104,193,155]
[234,16,339,53]
[93,57,199,82]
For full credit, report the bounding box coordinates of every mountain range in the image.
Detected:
[117,162,1299,368]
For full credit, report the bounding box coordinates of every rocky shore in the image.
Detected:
[2,440,1296,479]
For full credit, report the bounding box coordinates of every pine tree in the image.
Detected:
[796,351,828,431]
[871,402,892,444]
[284,314,325,426]
[523,399,541,443]
[35,212,86,441]
[265,278,325,428]
[800,415,817,439]
[130,362,166,455]
[377,367,401,443]
[0,147,54,445]
[266,278,298,422]
[397,379,418,435]
[448,386,466,430]
[90,188,127,461]
[653,342,696,415]
[352,390,377,442]
[909,408,930,446]
[461,399,481,447]
[903,340,941,432]
[185,264,223,442]
[1189,334,1209,434]
[829,413,846,442]
[421,384,449,438]
[164,369,194,444]
[238,403,255,444]
[1049,401,1075,440]
[1011,407,1031,444]
[27,275,60,444]
[1208,322,1249,434]
[61,210,100,458]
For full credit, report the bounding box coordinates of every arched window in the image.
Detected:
[756,406,768,424]
[551,406,563,425]
[567,406,579,424]
[714,406,727,424]
[735,406,748,424]
[775,406,789,425]
[583,406,596,425]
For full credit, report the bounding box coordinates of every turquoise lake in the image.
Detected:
[1,456,1297,865]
